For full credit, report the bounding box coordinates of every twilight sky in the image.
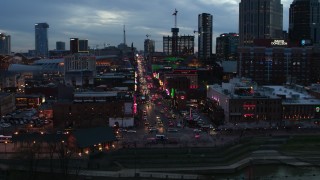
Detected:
[0,0,292,53]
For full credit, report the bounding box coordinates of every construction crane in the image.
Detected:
[172,8,178,28]
[146,34,151,39]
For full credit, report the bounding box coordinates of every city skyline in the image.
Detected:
[1,0,292,53]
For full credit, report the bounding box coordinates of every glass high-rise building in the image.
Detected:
[35,23,49,57]
[289,0,320,46]
[216,33,239,61]
[198,13,213,63]
[0,33,11,55]
[239,0,283,46]
[56,41,65,51]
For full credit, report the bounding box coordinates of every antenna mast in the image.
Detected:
[123,25,126,45]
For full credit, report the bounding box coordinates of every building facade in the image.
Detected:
[198,13,213,63]
[238,45,319,85]
[0,33,11,55]
[144,39,155,55]
[216,33,239,61]
[239,0,283,46]
[0,93,15,116]
[64,54,96,87]
[163,35,194,56]
[53,91,134,129]
[35,23,49,57]
[289,0,320,46]
[207,78,282,124]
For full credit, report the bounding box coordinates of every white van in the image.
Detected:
[156,134,166,141]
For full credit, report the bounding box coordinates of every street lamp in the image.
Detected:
[4,141,7,158]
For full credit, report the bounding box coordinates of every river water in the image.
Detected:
[214,164,320,180]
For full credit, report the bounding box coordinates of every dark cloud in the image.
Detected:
[0,0,290,52]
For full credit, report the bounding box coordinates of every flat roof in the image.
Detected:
[74,91,118,98]
[264,85,320,105]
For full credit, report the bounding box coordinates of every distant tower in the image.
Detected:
[35,23,49,57]
[123,25,127,46]
[0,33,11,55]
[171,9,179,56]
[70,38,89,54]
[70,38,79,54]
[198,13,213,64]
[239,0,283,46]
[144,38,155,55]
[289,0,320,45]
[56,41,65,51]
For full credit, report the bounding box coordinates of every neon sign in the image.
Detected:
[271,40,287,46]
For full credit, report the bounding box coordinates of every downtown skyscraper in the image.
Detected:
[0,33,11,55]
[216,33,239,61]
[35,23,49,57]
[289,0,320,46]
[239,0,283,46]
[198,13,213,64]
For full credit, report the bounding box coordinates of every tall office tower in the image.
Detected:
[289,0,320,46]
[216,33,239,61]
[239,0,283,46]
[35,23,49,57]
[198,13,213,64]
[78,39,89,53]
[70,38,89,54]
[0,33,11,55]
[70,38,79,54]
[56,41,65,51]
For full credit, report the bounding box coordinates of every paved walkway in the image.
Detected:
[0,149,316,179]
[65,150,313,179]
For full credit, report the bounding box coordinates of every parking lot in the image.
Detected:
[0,108,53,136]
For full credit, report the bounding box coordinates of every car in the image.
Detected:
[127,130,137,133]
[118,128,127,132]
[194,133,200,139]
[144,122,150,126]
[193,129,202,133]
[167,128,178,132]
[149,128,158,133]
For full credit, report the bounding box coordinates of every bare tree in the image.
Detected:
[56,136,78,179]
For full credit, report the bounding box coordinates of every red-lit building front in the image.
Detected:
[163,69,198,91]
[207,78,282,124]
[15,94,44,109]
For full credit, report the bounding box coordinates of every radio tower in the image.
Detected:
[171,8,179,56]
[123,25,126,46]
